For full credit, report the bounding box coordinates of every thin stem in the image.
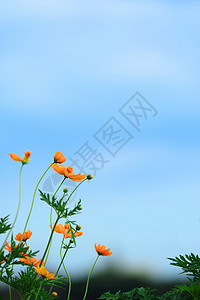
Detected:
[45,178,66,266]
[21,163,53,242]
[61,246,71,300]
[49,240,71,296]
[82,256,99,300]
[67,178,87,204]
[35,280,43,300]
[55,178,66,198]
[55,242,69,276]
[40,216,60,267]
[50,178,65,228]
[0,164,23,252]
[29,272,41,294]
[8,282,11,300]
[9,264,15,300]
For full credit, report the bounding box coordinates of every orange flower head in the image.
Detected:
[5,241,16,252]
[15,230,32,242]
[50,223,69,234]
[5,241,12,252]
[5,241,25,255]
[24,151,31,158]
[9,151,31,164]
[54,151,66,164]
[46,272,58,280]
[34,266,57,280]
[64,229,83,239]
[50,223,83,239]
[95,243,112,256]
[52,163,86,182]
[19,256,44,267]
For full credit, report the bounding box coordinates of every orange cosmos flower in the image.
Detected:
[64,229,83,239]
[54,151,66,164]
[52,163,86,182]
[50,223,83,239]
[15,230,32,242]
[34,266,57,280]
[9,151,31,164]
[5,241,26,256]
[95,243,112,256]
[5,241,16,252]
[19,256,44,267]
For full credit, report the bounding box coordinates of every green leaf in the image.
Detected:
[0,215,12,235]
[168,253,200,280]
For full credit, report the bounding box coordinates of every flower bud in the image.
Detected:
[52,292,57,297]
[22,151,31,164]
[63,188,68,193]
[77,205,82,210]
[87,174,93,180]
[76,225,81,231]
[70,238,74,244]
[22,157,31,164]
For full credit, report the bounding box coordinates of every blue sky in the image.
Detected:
[0,0,200,281]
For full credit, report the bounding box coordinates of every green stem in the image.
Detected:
[29,272,40,294]
[67,178,87,204]
[49,240,71,296]
[8,264,14,300]
[55,178,66,198]
[8,282,11,300]
[50,178,65,228]
[40,216,60,267]
[35,280,43,300]
[45,178,66,266]
[55,242,69,276]
[21,163,53,242]
[0,164,23,252]
[61,245,71,300]
[82,256,99,300]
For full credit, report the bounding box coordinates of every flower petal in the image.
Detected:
[9,153,22,161]
[51,163,66,176]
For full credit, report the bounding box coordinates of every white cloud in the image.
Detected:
[0,0,161,20]
[99,49,184,80]
[2,0,199,21]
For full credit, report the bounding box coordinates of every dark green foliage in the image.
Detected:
[161,286,186,300]
[1,266,66,299]
[13,237,38,260]
[67,199,82,216]
[161,281,200,300]
[99,253,200,300]
[99,284,200,300]
[5,266,38,295]
[28,290,56,300]
[168,254,200,281]
[0,236,38,270]
[98,287,158,299]
[0,215,12,235]
[39,190,82,219]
